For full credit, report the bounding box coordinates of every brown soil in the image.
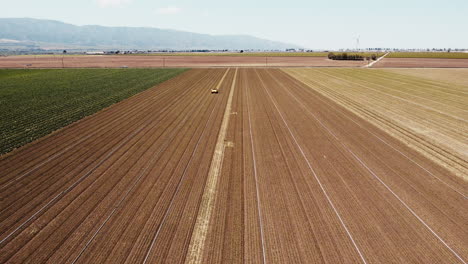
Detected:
[0,68,466,263]
[284,68,468,180]
[0,55,366,68]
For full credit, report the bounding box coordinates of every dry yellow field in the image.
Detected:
[382,68,468,87]
[283,68,468,180]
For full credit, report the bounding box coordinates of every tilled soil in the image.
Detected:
[284,68,468,180]
[0,55,367,68]
[0,68,466,263]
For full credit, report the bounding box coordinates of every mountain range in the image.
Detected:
[0,18,300,51]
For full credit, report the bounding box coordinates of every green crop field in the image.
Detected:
[386,52,468,59]
[0,68,187,155]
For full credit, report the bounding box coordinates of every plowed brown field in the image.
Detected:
[284,68,468,180]
[1,68,466,263]
[0,55,367,68]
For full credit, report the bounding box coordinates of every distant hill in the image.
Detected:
[0,18,301,51]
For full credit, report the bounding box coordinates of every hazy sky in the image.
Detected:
[2,0,467,49]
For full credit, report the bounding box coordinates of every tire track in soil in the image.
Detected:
[185,68,238,264]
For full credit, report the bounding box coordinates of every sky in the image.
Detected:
[1,0,467,49]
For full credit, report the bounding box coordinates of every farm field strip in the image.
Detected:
[244,71,267,264]
[342,69,468,108]
[307,69,468,148]
[0,55,369,68]
[196,69,266,263]
[253,69,367,263]
[289,70,467,150]
[332,69,468,113]
[308,69,466,124]
[279,70,468,198]
[255,69,467,262]
[377,68,468,88]
[287,71,467,184]
[186,68,238,263]
[261,69,466,262]
[278,71,467,197]
[372,57,468,68]
[1,68,466,263]
[284,68,468,180]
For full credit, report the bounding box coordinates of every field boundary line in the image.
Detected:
[274,70,467,264]
[185,68,237,263]
[255,69,367,264]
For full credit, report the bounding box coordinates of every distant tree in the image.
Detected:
[371,54,377,60]
[63,50,67,54]
[240,50,244,53]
